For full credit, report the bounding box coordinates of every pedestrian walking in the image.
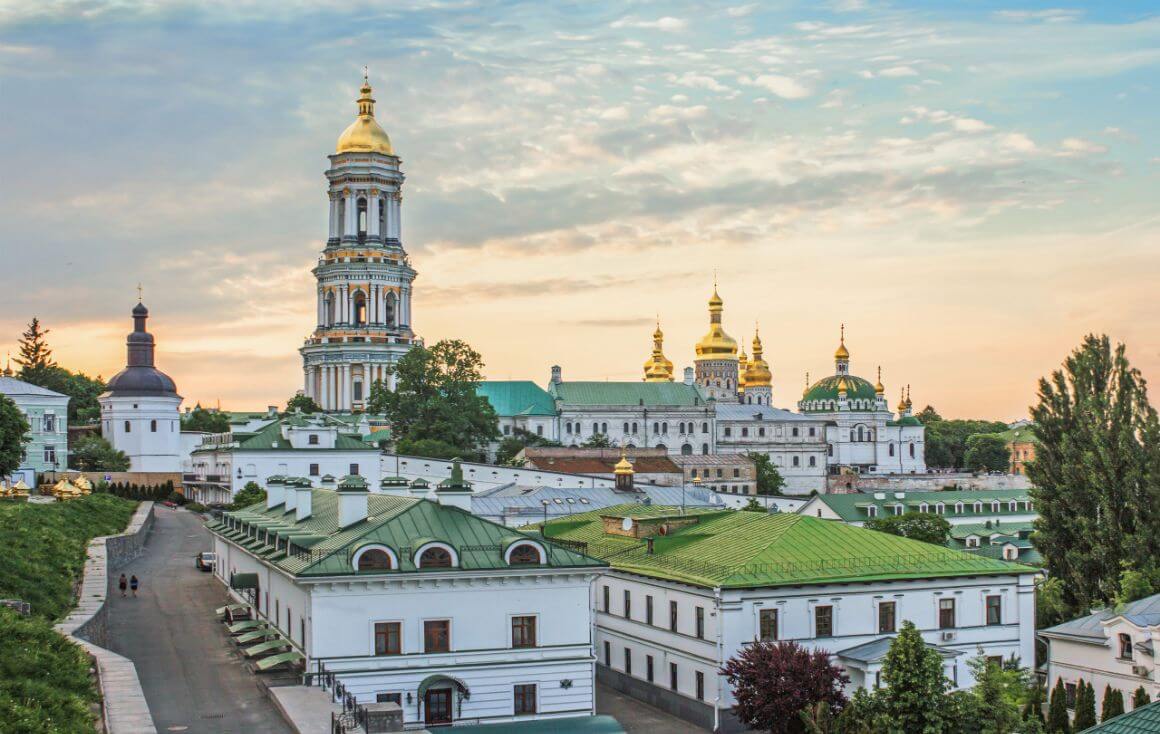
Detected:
[130,575,139,597]
[118,574,127,597]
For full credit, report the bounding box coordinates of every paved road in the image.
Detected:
[106,505,292,733]
[595,683,708,734]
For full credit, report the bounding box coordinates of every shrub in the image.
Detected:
[185,503,208,514]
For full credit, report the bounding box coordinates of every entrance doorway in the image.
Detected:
[424,688,452,726]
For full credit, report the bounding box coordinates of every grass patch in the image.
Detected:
[0,495,138,734]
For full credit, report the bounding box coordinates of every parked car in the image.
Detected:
[162,500,177,508]
[195,551,217,572]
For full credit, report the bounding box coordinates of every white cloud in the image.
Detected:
[673,72,730,92]
[994,9,1083,23]
[726,4,756,18]
[611,16,688,32]
[599,106,630,121]
[647,104,708,121]
[820,89,849,109]
[742,74,812,99]
[503,76,556,96]
[953,117,993,133]
[1000,133,1038,152]
[879,65,919,77]
[1059,137,1109,155]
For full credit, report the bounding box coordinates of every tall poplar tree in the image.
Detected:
[1029,334,1160,613]
[1101,686,1124,722]
[1073,681,1096,731]
[1046,678,1070,734]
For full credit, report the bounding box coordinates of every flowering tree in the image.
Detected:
[720,640,848,734]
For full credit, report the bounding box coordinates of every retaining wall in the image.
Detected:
[55,502,157,734]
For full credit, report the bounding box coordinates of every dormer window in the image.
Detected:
[866,506,878,518]
[973,502,983,513]
[1118,633,1133,660]
[955,502,964,513]
[1008,501,1018,512]
[507,542,544,566]
[417,543,456,568]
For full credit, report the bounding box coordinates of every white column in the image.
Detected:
[368,195,380,238]
[391,194,401,239]
[319,367,329,411]
[344,193,356,237]
[328,195,339,239]
[342,365,352,411]
[371,284,379,325]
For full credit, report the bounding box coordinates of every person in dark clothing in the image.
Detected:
[130,575,139,597]
[118,574,128,597]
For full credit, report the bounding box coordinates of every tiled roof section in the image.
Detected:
[948,522,1035,540]
[813,488,1033,522]
[548,381,709,407]
[1042,592,1160,642]
[714,404,819,422]
[208,489,606,578]
[836,635,964,664]
[1078,700,1160,733]
[477,381,557,417]
[670,454,754,468]
[539,504,1032,589]
[525,455,681,475]
[0,375,69,398]
[230,417,377,452]
[471,484,718,521]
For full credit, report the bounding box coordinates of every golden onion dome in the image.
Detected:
[614,448,634,474]
[738,349,749,390]
[897,387,907,412]
[694,288,738,360]
[336,76,394,155]
[744,331,773,388]
[836,376,849,394]
[874,366,885,395]
[643,320,675,382]
[834,323,850,360]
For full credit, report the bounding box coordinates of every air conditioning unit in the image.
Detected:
[1132,665,1150,677]
[941,631,956,642]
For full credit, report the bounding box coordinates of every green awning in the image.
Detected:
[235,629,279,644]
[230,572,259,590]
[255,651,304,671]
[244,639,291,657]
[228,620,265,634]
[215,603,250,616]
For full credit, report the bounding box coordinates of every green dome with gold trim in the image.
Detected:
[801,374,879,406]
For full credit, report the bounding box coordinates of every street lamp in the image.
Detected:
[541,499,550,529]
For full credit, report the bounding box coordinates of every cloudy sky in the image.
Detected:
[1,0,1157,419]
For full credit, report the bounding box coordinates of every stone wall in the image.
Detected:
[55,502,157,734]
[826,472,1032,494]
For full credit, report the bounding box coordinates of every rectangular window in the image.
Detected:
[624,589,631,619]
[423,620,450,653]
[695,671,705,700]
[669,601,678,632]
[604,640,611,666]
[376,693,402,705]
[1118,633,1134,660]
[44,414,55,432]
[624,647,632,676]
[646,655,654,683]
[759,609,778,641]
[695,606,705,639]
[349,463,359,475]
[1066,683,1077,709]
[939,598,956,629]
[514,684,537,716]
[878,602,896,634]
[44,445,56,463]
[603,586,610,613]
[374,622,401,655]
[646,595,654,625]
[815,605,833,638]
[985,596,1001,626]
[511,616,537,648]
[309,463,320,476]
[670,662,678,691]
[733,468,740,478]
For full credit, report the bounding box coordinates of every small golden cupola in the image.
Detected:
[744,330,772,388]
[336,74,394,155]
[834,323,850,374]
[738,347,749,392]
[874,366,885,395]
[897,387,908,413]
[694,287,738,361]
[613,447,635,491]
[643,320,675,382]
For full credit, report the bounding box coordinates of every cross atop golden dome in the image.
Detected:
[694,286,737,361]
[643,319,675,382]
[834,323,850,361]
[336,72,394,155]
[875,365,885,395]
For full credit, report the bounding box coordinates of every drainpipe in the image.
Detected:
[714,586,724,733]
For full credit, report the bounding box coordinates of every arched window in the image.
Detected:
[384,291,397,327]
[592,423,599,434]
[357,197,368,238]
[681,444,693,455]
[632,422,638,434]
[920,503,929,513]
[909,444,915,458]
[973,501,983,513]
[792,456,800,467]
[353,291,367,326]
[419,546,453,568]
[702,422,709,434]
[857,426,864,442]
[935,503,945,515]
[889,443,895,457]
[653,422,659,433]
[357,549,394,571]
[809,456,816,467]
[991,501,1000,512]
[702,443,709,455]
[507,543,542,565]
[124,420,131,433]
[1008,501,1018,512]
[324,292,335,326]
[150,419,157,432]
[955,502,964,513]
[623,422,629,433]
[655,443,666,451]
[378,196,387,235]
[602,422,608,434]
[867,505,878,518]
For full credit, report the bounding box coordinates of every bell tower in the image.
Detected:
[300,74,421,412]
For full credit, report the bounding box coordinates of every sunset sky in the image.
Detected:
[1,1,1157,420]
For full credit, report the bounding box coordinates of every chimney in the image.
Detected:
[645,537,654,555]
[409,478,431,499]
[294,479,313,521]
[435,458,473,513]
[873,491,886,500]
[337,475,369,527]
[267,405,279,417]
[283,479,299,512]
[684,367,695,386]
[265,476,287,509]
[550,365,562,384]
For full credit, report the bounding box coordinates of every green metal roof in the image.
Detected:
[538,504,1032,590]
[547,381,708,407]
[477,381,557,417]
[948,521,1035,540]
[801,374,879,405]
[995,424,1038,445]
[209,490,606,578]
[1079,700,1160,733]
[812,489,1033,522]
[226,417,377,452]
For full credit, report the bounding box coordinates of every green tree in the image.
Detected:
[864,511,952,546]
[916,405,942,423]
[68,434,130,471]
[1101,686,1124,723]
[14,317,57,386]
[0,394,31,477]
[1029,335,1160,615]
[1073,681,1096,731]
[1036,576,1071,630]
[1131,686,1150,709]
[493,428,560,465]
[367,339,498,459]
[747,451,787,495]
[924,417,1010,469]
[229,482,266,510]
[1047,678,1070,734]
[580,433,611,448]
[395,437,464,460]
[880,620,949,732]
[963,433,1011,473]
[1113,564,1157,608]
[62,370,106,424]
[1023,678,1046,728]
[967,656,1022,734]
[742,497,765,512]
[181,405,231,433]
[834,688,886,733]
[286,393,322,414]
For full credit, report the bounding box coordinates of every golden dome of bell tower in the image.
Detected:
[693,282,740,403]
[643,320,675,382]
[336,73,394,155]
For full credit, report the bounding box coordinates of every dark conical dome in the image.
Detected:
[104,302,180,398]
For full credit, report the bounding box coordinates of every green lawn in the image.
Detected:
[0,495,138,734]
